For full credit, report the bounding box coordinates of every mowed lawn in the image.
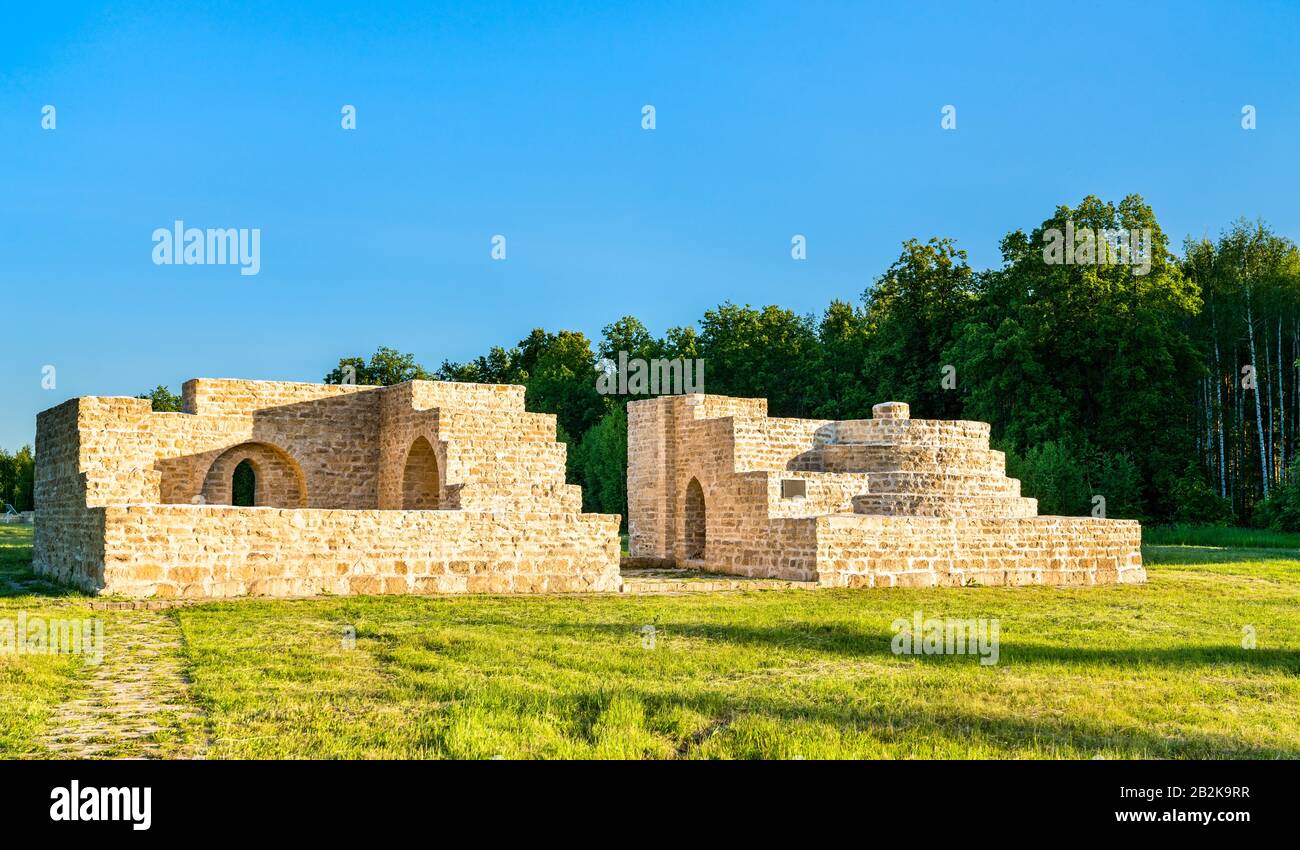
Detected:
[0,526,87,755]
[2,522,1298,759]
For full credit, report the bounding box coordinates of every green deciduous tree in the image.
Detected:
[313,197,1299,527]
[523,330,606,442]
[695,303,822,417]
[0,446,35,512]
[863,237,976,420]
[948,195,1201,518]
[137,385,183,412]
[813,299,873,420]
[576,407,628,522]
[1006,440,1090,517]
[325,346,433,386]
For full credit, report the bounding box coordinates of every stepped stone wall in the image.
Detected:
[35,379,1142,599]
[627,395,1144,587]
[34,378,619,598]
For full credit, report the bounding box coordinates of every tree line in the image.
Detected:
[0,447,34,513]
[118,194,1300,529]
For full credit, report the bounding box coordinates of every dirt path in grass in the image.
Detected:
[40,610,209,759]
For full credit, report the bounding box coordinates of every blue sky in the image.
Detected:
[2,0,1298,449]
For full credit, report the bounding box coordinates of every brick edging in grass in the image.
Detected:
[620,578,818,593]
[82,579,819,607]
[88,599,203,611]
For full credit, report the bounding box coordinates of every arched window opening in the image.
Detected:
[684,477,706,561]
[199,442,306,508]
[402,436,441,509]
[232,459,257,507]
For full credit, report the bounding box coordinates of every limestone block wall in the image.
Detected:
[627,397,674,561]
[182,378,374,416]
[38,378,1142,598]
[169,379,382,508]
[71,397,168,506]
[730,416,834,472]
[814,515,1144,588]
[378,381,447,509]
[378,380,580,513]
[56,380,383,511]
[34,377,621,598]
[96,505,621,598]
[764,472,876,517]
[199,442,307,507]
[703,516,820,582]
[626,393,1144,587]
[630,396,892,570]
[42,378,582,515]
[33,399,105,591]
[627,396,826,567]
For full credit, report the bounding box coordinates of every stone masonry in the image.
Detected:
[35,380,1142,599]
[627,395,1144,588]
[34,379,620,598]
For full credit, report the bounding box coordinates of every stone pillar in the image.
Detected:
[627,396,677,561]
[872,401,910,420]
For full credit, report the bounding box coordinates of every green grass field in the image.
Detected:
[1141,523,1300,549]
[2,523,1297,759]
[0,525,86,756]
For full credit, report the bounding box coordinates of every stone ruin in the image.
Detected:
[32,380,1143,598]
[34,378,620,598]
[626,395,1144,588]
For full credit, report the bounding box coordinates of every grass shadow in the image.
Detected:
[0,526,82,599]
